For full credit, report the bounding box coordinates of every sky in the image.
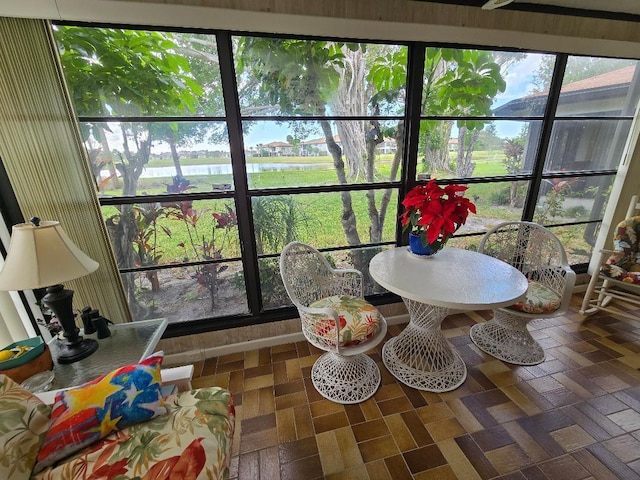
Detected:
[145,52,546,154]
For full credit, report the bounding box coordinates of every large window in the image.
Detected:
[52,25,640,332]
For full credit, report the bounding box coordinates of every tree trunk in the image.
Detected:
[379,121,404,232]
[364,119,384,242]
[320,119,360,243]
[319,119,369,277]
[330,48,368,180]
[109,124,154,319]
[424,121,453,173]
[105,205,148,320]
[456,127,479,178]
[167,131,183,178]
[97,128,120,190]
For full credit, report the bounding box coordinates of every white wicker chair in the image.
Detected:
[279,241,387,404]
[469,222,576,365]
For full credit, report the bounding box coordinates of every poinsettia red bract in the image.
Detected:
[400,179,476,247]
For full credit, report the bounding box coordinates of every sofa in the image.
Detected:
[0,359,235,480]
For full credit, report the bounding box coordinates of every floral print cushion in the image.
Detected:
[32,387,235,480]
[308,295,382,347]
[507,280,561,314]
[600,216,640,285]
[0,375,51,480]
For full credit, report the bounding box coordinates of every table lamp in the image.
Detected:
[0,217,99,364]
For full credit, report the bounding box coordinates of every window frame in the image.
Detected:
[50,22,638,337]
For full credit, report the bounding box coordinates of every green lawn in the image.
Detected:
[98,151,591,266]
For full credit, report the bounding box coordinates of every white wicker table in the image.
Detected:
[369,247,527,392]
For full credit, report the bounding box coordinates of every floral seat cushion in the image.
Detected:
[600,216,640,285]
[0,375,51,480]
[507,280,561,314]
[32,388,235,480]
[308,295,382,347]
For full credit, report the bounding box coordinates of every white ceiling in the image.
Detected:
[514,0,640,15]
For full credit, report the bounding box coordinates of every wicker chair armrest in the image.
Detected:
[557,264,577,313]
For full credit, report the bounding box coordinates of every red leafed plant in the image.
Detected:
[400,179,477,247]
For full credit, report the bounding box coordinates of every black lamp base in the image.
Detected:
[44,284,99,364]
[56,338,99,364]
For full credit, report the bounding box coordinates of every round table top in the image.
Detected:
[369,246,528,310]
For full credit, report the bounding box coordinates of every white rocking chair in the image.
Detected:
[470,222,576,365]
[279,241,387,404]
[580,195,640,320]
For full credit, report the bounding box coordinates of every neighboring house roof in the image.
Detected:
[560,65,635,93]
[493,65,638,116]
[262,141,291,148]
[300,135,341,146]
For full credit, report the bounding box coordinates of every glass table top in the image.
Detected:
[48,318,167,390]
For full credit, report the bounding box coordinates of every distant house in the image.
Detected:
[494,65,640,244]
[299,135,342,156]
[448,138,458,152]
[257,141,295,156]
[300,135,397,155]
[494,65,639,174]
[377,139,397,155]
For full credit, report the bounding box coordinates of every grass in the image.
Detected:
[99,151,591,266]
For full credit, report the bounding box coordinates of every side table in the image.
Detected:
[47,318,168,391]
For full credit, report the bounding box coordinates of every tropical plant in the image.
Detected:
[239,196,309,308]
[503,137,525,208]
[55,26,204,319]
[252,196,309,255]
[160,176,238,311]
[131,202,165,292]
[164,202,238,311]
[535,177,578,225]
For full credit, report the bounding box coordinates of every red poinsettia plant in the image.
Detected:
[400,179,477,248]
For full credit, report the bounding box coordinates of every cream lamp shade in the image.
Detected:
[0,220,99,291]
[0,218,100,364]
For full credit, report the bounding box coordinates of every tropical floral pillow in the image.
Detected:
[0,374,51,480]
[33,352,166,473]
[308,295,382,347]
[31,387,235,480]
[601,216,640,284]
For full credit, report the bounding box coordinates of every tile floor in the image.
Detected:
[191,295,640,479]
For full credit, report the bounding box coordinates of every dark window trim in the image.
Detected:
[42,21,635,337]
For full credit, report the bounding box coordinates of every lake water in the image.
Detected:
[100,162,333,179]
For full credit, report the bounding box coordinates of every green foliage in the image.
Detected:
[532,56,636,92]
[367,47,408,112]
[55,27,203,117]
[423,49,506,120]
[252,196,309,255]
[236,37,345,115]
[535,178,579,224]
[503,138,524,174]
[490,186,511,206]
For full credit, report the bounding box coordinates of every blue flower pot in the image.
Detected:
[409,232,444,257]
